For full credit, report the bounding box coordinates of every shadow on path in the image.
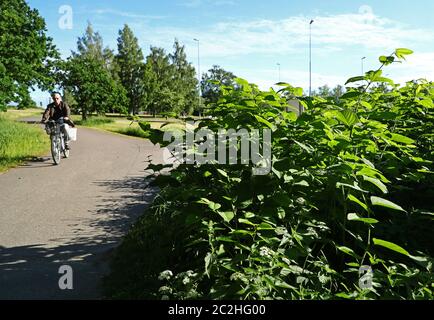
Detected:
[0,174,158,299]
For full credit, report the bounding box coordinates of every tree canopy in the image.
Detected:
[0,0,59,110]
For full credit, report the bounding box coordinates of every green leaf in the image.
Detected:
[418,98,434,108]
[362,175,388,194]
[203,171,212,178]
[389,133,415,145]
[345,76,366,85]
[275,82,291,87]
[335,109,360,127]
[340,91,362,100]
[258,222,274,230]
[254,115,275,130]
[370,196,406,212]
[218,211,235,223]
[234,77,251,91]
[337,246,359,259]
[277,208,286,219]
[336,292,353,299]
[294,180,309,187]
[395,48,413,60]
[197,198,221,211]
[347,213,379,224]
[371,76,394,85]
[347,194,369,213]
[379,55,395,65]
[336,182,368,193]
[293,140,313,153]
[275,280,296,289]
[216,168,229,178]
[238,218,257,226]
[284,111,298,122]
[360,101,373,109]
[244,212,255,218]
[293,87,303,96]
[373,238,410,256]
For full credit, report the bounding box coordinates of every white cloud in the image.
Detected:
[91,8,166,20]
[72,5,434,92]
[178,0,202,8]
[178,0,235,7]
[388,51,434,84]
[243,68,346,92]
[213,0,236,6]
[134,9,433,60]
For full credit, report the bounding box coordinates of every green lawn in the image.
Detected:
[0,114,50,172]
[1,108,44,121]
[72,115,186,138]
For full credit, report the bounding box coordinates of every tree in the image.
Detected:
[169,39,198,115]
[116,24,145,115]
[17,88,36,109]
[331,84,345,98]
[0,0,59,111]
[61,56,127,120]
[63,88,78,113]
[64,23,128,118]
[201,65,236,105]
[315,84,332,97]
[143,47,174,116]
[73,22,105,62]
[73,22,118,77]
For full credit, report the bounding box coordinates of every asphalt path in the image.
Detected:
[0,122,164,299]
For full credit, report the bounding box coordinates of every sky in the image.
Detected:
[26,0,434,106]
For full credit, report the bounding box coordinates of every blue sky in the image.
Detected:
[27,0,434,105]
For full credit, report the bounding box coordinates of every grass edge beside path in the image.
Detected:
[0,115,50,173]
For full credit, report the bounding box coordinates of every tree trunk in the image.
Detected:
[82,108,88,121]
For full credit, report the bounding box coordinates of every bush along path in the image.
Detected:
[104,49,433,300]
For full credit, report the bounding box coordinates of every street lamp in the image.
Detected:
[193,38,201,112]
[277,63,281,82]
[309,19,314,97]
[361,56,366,75]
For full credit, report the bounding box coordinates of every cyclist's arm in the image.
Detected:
[41,106,51,122]
[64,102,71,119]
[63,103,75,127]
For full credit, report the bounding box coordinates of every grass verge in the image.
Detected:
[103,193,179,299]
[74,116,185,139]
[0,115,50,172]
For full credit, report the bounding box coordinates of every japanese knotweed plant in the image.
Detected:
[106,49,433,300]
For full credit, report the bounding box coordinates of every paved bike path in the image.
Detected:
[0,125,164,299]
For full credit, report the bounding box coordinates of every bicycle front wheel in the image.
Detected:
[51,136,61,165]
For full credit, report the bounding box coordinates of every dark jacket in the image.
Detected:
[42,101,75,126]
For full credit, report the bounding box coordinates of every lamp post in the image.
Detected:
[361,56,366,75]
[277,63,281,82]
[309,19,314,97]
[193,38,201,112]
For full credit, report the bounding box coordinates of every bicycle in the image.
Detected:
[44,117,70,165]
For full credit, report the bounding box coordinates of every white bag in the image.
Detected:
[68,127,77,141]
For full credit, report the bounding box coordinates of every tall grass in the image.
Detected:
[75,117,115,126]
[0,116,49,172]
